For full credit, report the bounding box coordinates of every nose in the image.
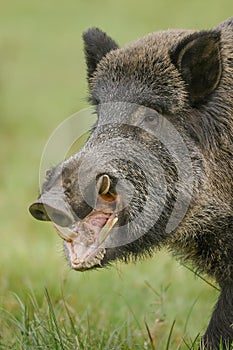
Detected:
[29,196,74,227]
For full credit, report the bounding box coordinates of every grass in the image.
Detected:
[0,0,233,349]
[0,284,206,349]
[0,250,220,349]
[1,289,161,349]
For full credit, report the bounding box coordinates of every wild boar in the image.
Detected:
[29,18,233,349]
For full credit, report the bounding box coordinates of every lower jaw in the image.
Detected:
[64,240,107,271]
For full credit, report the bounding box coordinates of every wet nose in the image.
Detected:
[29,196,74,227]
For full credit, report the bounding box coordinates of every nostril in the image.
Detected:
[29,202,73,227]
[29,203,50,221]
[34,209,47,220]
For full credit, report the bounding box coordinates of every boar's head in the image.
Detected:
[29,25,226,273]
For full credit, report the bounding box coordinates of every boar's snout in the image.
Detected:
[29,194,74,227]
[30,173,123,270]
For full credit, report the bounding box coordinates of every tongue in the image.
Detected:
[87,213,109,233]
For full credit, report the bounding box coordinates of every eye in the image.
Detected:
[145,114,157,122]
[144,111,160,126]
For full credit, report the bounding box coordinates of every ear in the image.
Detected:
[170,32,222,105]
[83,28,119,80]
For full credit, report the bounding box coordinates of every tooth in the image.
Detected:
[72,258,79,264]
[93,257,101,265]
[85,260,96,268]
[95,249,106,260]
[55,225,77,242]
[98,174,111,195]
[98,216,118,245]
[99,249,106,258]
[96,253,102,260]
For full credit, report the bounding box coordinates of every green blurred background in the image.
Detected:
[0,0,232,347]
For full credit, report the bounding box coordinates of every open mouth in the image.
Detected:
[54,175,120,271]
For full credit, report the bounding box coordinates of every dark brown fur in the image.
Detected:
[30,18,233,349]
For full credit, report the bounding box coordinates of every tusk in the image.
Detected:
[98,174,111,195]
[98,216,118,245]
[53,224,77,242]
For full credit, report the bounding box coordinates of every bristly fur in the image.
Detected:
[31,18,233,350]
[82,18,233,350]
[82,28,119,81]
